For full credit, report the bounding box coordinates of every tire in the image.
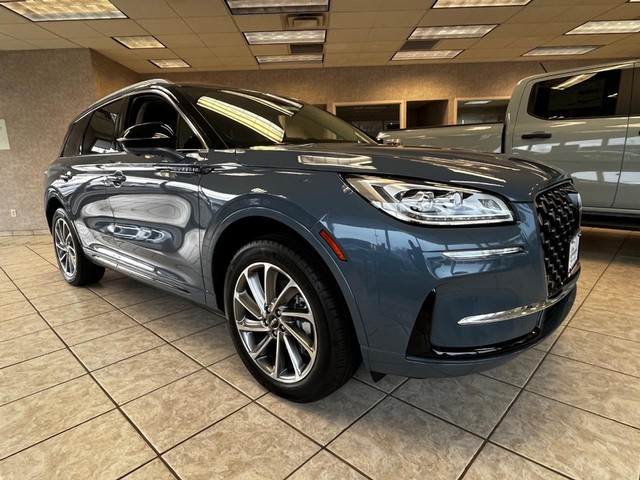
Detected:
[224,236,359,402]
[51,208,105,286]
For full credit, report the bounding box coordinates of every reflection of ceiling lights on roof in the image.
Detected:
[1,0,126,21]
[256,53,323,63]
[524,46,598,56]
[409,25,497,40]
[433,0,531,7]
[566,20,640,35]
[113,36,165,49]
[392,50,462,60]
[244,30,326,45]
[225,0,329,14]
[464,100,492,105]
[149,59,190,69]
[220,90,294,116]
[197,96,285,143]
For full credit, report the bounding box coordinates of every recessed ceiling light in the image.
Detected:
[244,30,326,45]
[409,25,497,40]
[566,20,640,35]
[256,53,323,63]
[523,46,598,56]
[225,0,328,15]
[392,50,463,60]
[0,0,126,21]
[150,59,191,69]
[433,0,530,7]
[113,36,165,49]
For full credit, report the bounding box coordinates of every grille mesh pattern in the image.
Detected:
[535,183,580,296]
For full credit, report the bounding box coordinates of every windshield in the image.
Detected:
[182,86,375,148]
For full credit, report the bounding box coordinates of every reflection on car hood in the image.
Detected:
[234,143,567,202]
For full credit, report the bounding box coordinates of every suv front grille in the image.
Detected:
[535,182,580,297]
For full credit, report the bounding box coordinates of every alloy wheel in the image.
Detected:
[53,217,77,277]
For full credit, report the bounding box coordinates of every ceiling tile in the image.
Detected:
[435,38,481,49]
[85,19,148,36]
[210,45,252,57]
[0,39,37,50]
[166,0,228,17]
[373,11,426,28]
[69,36,122,49]
[110,0,176,19]
[155,33,205,48]
[1,23,60,40]
[27,38,79,49]
[419,6,522,26]
[187,57,223,68]
[325,42,363,53]
[367,27,413,42]
[544,33,632,46]
[248,44,290,55]
[172,46,213,58]
[184,16,236,33]
[0,6,29,24]
[38,21,104,38]
[489,22,578,38]
[596,3,640,21]
[136,18,192,34]
[362,41,404,53]
[324,53,360,66]
[332,0,435,11]
[330,12,377,29]
[133,47,179,59]
[199,32,246,47]
[327,29,370,43]
[232,14,283,31]
[460,47,528,59]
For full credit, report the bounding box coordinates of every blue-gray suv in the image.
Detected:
[44,79,581,401]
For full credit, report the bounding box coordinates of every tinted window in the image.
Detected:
[182,87,375,148]
[529,69,623,120]
[61,117,88,157]
[125,95,203,150]
[82,99,124,155]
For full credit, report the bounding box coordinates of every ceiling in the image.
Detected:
[0,0,639,73]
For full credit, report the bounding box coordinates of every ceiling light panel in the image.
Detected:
[256,53,323,63]
[244,30,325,45]
[226,0,328,15]
[392,50,463,60]
[566,20,640,35]
[113,36,165,49]
[1,0,126,21]
[433,0,531,7]
[150,59,191,68]
[409,25,497,40]
[524,46,598,56]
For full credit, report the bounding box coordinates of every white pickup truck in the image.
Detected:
[378,60,640,227]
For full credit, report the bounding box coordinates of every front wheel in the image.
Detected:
[224,237,359,402]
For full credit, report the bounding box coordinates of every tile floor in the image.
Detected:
[0,228,639,480]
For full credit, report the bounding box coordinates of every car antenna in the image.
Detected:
[539,62,548,73]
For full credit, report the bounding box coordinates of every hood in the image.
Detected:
[233,143,567,202]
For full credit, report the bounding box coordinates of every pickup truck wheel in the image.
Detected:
[225,237,358,402]
[52,208,105,286]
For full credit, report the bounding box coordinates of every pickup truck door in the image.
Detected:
[510,65,634,209]
[613,64,640,211]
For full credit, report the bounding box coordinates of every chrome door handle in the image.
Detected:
[106,171,126,186]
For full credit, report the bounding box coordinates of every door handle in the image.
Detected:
[106,170,126,186]
[521,132,552,140]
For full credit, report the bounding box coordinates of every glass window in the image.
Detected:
[81,99,124,155]
[182,87,375,148]
[529,69,623,120]
[61,117,88,157]
[456,99,508,124]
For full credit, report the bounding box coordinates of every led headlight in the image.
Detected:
[345,175,513,226]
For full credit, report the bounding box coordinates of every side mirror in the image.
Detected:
[118,122,184,161]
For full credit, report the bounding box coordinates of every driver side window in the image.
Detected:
[125,95,204,150]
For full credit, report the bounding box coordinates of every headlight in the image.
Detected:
[344,175,514,226]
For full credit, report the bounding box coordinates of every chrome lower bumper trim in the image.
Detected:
[458,276,577,326]
[442,247,524,260]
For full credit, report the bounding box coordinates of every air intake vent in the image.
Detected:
[286,13,326,29]
[290,43,324,54]
[400,40,439,51]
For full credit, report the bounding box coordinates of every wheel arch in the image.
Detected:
[45,190,65,232]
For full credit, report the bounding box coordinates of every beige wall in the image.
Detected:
[90,51,138,100]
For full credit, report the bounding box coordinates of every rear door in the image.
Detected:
[511,65,634,209]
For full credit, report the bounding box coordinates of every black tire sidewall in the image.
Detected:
[52,208,82,285]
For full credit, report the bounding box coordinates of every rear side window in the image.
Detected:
[82,99,124,155]
[528,69,625,120]
[61,117,88,157]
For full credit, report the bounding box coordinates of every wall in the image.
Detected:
[90,51,139,100]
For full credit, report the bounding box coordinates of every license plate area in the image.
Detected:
[568,233,580,274]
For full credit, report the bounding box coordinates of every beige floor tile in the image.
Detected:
[570,305,640,343]
[353,364,407,393]
[552,327,640,377]
[463,443,565,480]
[394,375,519,437]
[0,289,26,307]
[121,295,197,324]
[53,310,137,345]
[208,354,267,399]
[5,263,59,280]
[591,273,640,299]
[145,306,224,341]
[164,403,319,480]
[492,392,640,480]
[30,288,98,312]
[172,324,236,366]
[289,451,367,480]
[88,276,145,296]
[533,325,564,352]
[0,313,49,342]
[19,279,77,300]
[0,410,154,480]
[39,297,116,327]
[259,379,385,445]
[0,329,64,369]
[12,270,64,289]
[329,397,482,480]
[101,286,165,309]
[0,376,113,459]
[527,355,640,429]
[123,459,177,479]
[71,325,165,371]
[0,349,85,405]
[0,282,18,294]
[123,370,249,452]
[483,349,545,388]
[0,300,37,322]
[581,288,640,316]
[93,345,200,404]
